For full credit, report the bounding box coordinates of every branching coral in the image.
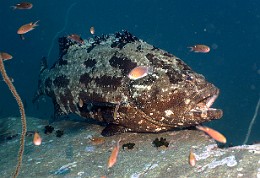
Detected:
[0,56,27,178]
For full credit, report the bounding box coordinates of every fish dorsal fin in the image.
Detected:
[40,56,48,73]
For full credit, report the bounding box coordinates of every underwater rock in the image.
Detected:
[33,30,223,136]
[0,117,259,177]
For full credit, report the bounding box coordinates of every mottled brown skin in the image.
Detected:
[33,31,223,136]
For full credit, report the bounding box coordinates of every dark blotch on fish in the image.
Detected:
[79,73,92,86]
[145,53,164,67]
[95,76,122,88]
[58,58,68,66]
[111,30,138,49]
[163,52,173,57]
[109,55,137,74]
[84,58,97,68]
[53,75,69,88]
[87,44,96,53]
[44,78,52,88]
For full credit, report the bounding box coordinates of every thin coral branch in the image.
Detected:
[0,58,27,178]
[243,96,260,145]
[47,2,77,58]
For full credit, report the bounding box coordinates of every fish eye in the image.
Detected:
[186,75,193,81]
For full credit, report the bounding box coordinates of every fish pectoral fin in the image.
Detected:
[187,47,193,51]
[53,100,67,119]
[10,6,17,10]
[101,124,129,137]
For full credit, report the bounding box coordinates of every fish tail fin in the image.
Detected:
[187,47,193,52]
[19,34,25,40]
[34,20,40,27]
[10,6,17,10]
[195,125,204,131]
[40,56,48,73]
[118,138,122,145]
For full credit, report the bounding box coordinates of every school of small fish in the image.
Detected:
[1,1,227,176]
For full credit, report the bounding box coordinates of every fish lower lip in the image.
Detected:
[188,107,223,120]
[190,108,217,112]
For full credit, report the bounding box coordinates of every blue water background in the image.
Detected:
[0,0,259,145]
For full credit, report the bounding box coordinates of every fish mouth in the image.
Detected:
[187,91,223,120]
[155,85,223,128]
[192,94,218,111]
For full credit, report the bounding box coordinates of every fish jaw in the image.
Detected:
[181,83,223,126]
[164,86,223,127]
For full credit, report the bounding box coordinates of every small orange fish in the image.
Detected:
[0,52,13,60]
[196,125,226,143]
[188,44,210,53]
[67,34,84,44]
[189,150,196,166]
[90,137,105,145]
[17,20,39,40]
[90,26,95,35]
[128,66,152,80]
[33,132,42,146]
[11,2,33,10]
[107,138,121,169]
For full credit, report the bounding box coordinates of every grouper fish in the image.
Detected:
[33,31,223,136]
